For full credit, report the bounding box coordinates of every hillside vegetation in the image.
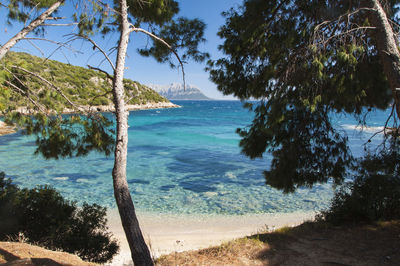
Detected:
[0,52,168,113]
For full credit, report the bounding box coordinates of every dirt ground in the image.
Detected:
[1,221,399,265]
[0,242,98,266]
[156,220,400,266]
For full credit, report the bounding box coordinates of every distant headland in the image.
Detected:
[148,83,212,100]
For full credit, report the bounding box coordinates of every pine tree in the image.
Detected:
[0,0,64,60]
[208,0,400,192]
[2,1,208,264]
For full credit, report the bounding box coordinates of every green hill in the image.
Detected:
[0,52,169,113]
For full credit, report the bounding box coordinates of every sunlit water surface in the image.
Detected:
[0,101,389,214]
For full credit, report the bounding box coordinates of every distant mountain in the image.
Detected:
[148,83,211,100]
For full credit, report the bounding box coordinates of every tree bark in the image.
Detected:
[0,0,64,61]
[112,0,153,265]
[367,0,400,118]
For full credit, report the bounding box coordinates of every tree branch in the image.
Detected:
[4,80,46,113]
[24,3,40,28]
[45,16,65,20]
[26,39,45,57]
[21,37,79,53]
[4,67,39,98]
[41,23,79,26]
[0,0,64,61]
[94,0,121,16]
[312,7,378,49]
[88,65,113,80]
[313,26,376,47]
[130,25,186,90]
[88,89,113,108]
[69,34,116,71]
[12,65,85,112]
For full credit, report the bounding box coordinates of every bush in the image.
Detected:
[92,96,110,106]
[0,173,119,263]
[318,148,400,225]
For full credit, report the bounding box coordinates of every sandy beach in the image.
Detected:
[107,210,316,265]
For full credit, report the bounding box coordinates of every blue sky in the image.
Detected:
[0,1,243,99]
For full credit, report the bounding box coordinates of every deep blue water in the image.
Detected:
[0,101,389,214]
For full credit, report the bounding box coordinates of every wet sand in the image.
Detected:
[107,210,315,265]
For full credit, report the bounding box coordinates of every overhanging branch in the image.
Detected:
[69,34,116,71]
[130,25,186,90]
[4,80,46,113]
[22,37,79,53]
[12,65,85,113]
[312,7,378,49]
[88,65,113,81]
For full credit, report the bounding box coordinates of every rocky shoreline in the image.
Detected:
[0,102,180,136]
[0,121,16,136]
[63,101,180,113]
[16,101,180,114]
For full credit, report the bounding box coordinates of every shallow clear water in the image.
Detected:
[0,101,389,214]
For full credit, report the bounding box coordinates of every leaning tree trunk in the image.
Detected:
[0,0,64,61]
[112,0,153,265]
[367,0,400,118]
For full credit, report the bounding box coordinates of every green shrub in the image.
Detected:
[0,173,19,235]
[92,96,110,106]
[1,52,169,111]
[0,173,119,263]
[318,148,400,225]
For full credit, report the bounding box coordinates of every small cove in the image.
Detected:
[0,100,388,215]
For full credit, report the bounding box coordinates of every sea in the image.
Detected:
[0,100,390,215]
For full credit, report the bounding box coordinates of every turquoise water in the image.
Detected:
[0,101,389,214]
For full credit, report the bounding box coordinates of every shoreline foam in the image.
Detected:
[106,210,315,265]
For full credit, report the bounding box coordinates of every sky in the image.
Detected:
[0,0,244,99]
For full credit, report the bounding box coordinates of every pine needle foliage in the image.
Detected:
[0,52,169,159]
[208,0,399,193]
